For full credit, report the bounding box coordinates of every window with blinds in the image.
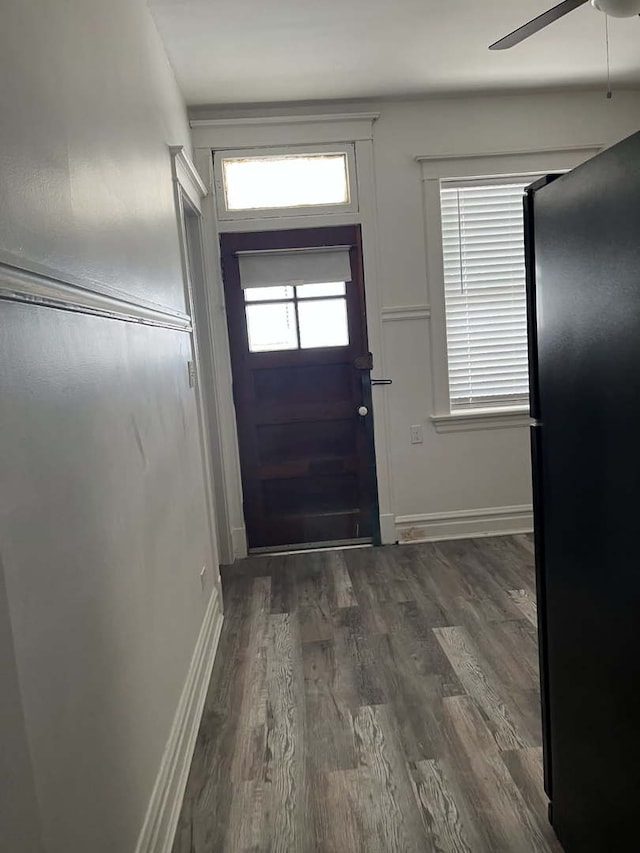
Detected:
[440,177,535,412]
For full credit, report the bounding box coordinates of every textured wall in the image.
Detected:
[0,1,217,850]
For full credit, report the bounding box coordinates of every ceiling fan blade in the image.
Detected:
[489,0,589,49]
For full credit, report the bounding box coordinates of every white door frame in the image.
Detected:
[191,114,397,559]
[170,145,235,570]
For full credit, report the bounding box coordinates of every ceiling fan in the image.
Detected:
[490,0,640,49]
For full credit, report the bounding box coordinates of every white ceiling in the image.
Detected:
[147,0,640,106]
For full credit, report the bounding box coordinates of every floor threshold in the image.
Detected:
[249,538,373,557]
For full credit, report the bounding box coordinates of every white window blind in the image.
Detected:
[238,247,352,289]
[440,178,534,411]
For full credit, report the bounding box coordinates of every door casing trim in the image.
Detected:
[193,121,395,559]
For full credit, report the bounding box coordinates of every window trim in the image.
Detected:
[213,143,358,221]
[418,146,602,432]
[430,408,532,434]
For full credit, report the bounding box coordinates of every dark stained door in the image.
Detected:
[221,226,380,551]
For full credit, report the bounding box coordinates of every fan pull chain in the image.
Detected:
[605,14,612,100]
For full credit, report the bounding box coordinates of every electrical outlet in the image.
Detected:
[200,565,207,591]
[410,425,424,445]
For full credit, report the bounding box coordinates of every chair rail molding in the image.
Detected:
[0,256,192,331]
[381,304,431,322]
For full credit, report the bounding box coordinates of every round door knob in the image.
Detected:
[358,406,369,417]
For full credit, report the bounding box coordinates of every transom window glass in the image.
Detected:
[244,282,349,353]
[215,145,357,220]
[223,154,349,211]
[440,177,538,412]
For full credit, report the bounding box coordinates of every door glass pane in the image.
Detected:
[222,154,350,211]
[244,285,294,302]
[246,303,298,352]
[296,282,346,299]
[298,299,349,349]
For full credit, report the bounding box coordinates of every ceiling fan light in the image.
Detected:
[592,0,640,17]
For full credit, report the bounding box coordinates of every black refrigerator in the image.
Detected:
[525,131,640,853]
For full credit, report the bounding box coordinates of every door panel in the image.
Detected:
[221,226,380,551]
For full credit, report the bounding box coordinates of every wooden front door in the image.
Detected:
[221,226,380,551]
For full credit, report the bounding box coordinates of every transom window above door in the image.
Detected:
[214,144,358,220]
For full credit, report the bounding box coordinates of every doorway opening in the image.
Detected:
[220,226,380,552]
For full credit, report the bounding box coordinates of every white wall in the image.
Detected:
[190,90,640,543]
[0,0,189,308]
[372,91,640,536]
[0,1,219,851]
[0,563,44,852]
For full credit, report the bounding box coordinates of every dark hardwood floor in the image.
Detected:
[173,535,562,853]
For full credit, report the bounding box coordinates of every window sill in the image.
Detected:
[430,408,532,434]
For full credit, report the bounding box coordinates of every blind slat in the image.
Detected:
[441,179,535,410]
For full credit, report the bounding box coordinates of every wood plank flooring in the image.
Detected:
[173,535,562,853]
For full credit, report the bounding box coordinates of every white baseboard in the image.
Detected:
[136,589,223,853]
[395,504,533,544]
